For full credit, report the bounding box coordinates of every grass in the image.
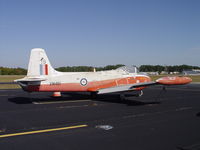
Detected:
[187,75,200,82]
[0,84,21,89]
[0,75,200,90]
[0,75,24,89]
[0,75,24,82]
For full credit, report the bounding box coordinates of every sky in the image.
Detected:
[0,0,200,68]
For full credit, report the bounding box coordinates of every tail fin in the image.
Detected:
[27,48,58,77]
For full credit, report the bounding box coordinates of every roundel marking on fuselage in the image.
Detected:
[80,78,88,86]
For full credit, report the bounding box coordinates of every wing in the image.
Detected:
[98,81,156,94]
[98,76,192,94]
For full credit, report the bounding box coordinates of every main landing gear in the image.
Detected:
[155,86,166,101]
[120,90,143,100]
[90,92,98,99]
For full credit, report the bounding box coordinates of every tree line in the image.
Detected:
[0,64,124,75]
[139,65,200,73]
[0,67,27,75]
[0,64,199,75]
[56,64,125,72]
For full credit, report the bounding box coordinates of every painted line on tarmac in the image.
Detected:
[0,124,88,138]
[33,99,92,105]
[123,107,193,119]
[0,95,15,97]
[56,103,101,109]
[0,89,21,92]
[166,88,200,92]
[150,87,200,92]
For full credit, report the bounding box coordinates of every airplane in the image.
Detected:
[15,48,192,99]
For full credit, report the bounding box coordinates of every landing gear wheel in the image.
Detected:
[138,90,143,97]
[120,94,126,100]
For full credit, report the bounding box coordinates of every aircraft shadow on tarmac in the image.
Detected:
[94,94,161,106]
[196,112,200,117]
[8,92,161,106]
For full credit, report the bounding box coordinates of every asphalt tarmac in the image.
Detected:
[0,84,200,150]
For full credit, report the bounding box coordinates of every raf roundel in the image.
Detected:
[80,78,88,86]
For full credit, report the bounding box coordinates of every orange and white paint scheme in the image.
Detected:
[15,48,192,97]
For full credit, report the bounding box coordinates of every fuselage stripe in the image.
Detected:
[45,64,48,75]
[40,64,43,75]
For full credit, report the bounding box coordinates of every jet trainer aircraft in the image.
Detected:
[15,48,192,98]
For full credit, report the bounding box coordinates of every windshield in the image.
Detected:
[116,66,139,73]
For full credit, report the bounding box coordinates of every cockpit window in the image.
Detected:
[116,66,139,73]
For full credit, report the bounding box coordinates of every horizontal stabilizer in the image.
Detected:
[14,77,46,82]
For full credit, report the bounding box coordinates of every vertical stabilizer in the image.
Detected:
[27,48,58,77]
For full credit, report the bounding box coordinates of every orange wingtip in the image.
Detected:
[156,76,192,85]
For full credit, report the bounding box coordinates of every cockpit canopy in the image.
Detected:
[116,65,139,73]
